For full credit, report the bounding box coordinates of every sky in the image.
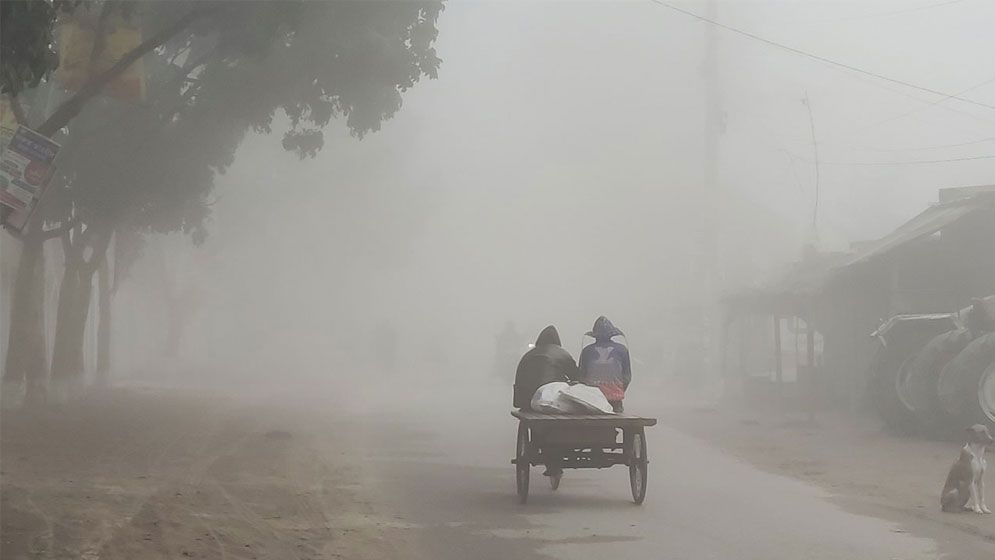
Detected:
[113,0,995,380]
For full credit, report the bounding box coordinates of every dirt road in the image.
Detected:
[346,380,995,560]
[3,381,994,559]
[661,397,995,550]
[1,388,395,560]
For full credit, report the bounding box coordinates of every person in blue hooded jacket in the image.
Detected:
[577,316,631,413]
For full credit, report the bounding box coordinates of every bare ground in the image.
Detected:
[0,388,399,560]
[4,381,994,560]
[660,397,995,547]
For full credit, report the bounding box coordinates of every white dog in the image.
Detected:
[941,424,993,513]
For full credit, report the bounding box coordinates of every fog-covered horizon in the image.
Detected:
[111,0,995,381]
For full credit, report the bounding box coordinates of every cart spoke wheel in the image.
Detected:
[516,422,530,503]
[549,470,562,491]
[629,429,648,505]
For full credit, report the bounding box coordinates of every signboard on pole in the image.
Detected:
[0,126,60,213]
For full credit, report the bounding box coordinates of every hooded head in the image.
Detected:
[586,316,623,341]
[535,325,561,347]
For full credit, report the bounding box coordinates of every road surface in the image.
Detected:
[4,381,994,559]
[340,381,995,560]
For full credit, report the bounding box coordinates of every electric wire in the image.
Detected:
[648,0,995,111]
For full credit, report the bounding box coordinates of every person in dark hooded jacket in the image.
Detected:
[513,325,578,410]
[578,316,631,413]
[513,325,578,479]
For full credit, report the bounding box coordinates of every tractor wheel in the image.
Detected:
[869,343,920,436]
[937,333,995,432]
[904,328,975,434]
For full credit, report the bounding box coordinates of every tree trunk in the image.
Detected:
[95,258,112,387]
[164,302,183,358]
[50,224,113,399]
[2,236,48,406]
[49,262,94,398]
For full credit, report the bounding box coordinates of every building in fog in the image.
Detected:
[721,186,995,409]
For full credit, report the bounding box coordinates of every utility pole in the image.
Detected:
[802,92,820,240]
[702,0,719,272]
[701,0,723,390]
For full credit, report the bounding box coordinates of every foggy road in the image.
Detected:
[341,381,995,560]
[5,382,995,559]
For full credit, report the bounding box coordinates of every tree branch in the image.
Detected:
[37,5,225,136]
[3,218,24,240]
[50,45,221,146]
[39,217,77,242]
[41,225,67,242]
[7,94,28,125]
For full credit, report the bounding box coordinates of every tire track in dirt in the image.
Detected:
[95,412,267,560]
[89,408,257,559]
[3,390,399,560]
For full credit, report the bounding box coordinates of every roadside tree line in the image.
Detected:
[1,0,443,404]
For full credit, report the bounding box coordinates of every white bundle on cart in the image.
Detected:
[530,382,614,414]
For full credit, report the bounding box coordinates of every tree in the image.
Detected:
[2,1,444,399]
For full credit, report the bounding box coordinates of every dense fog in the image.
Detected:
[3,0,991,392]
[99,1,994,389]
[4,2,995,559]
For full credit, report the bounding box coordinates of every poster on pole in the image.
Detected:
[0,126,60,213]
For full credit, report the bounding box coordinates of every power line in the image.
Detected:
[798,0,967,26]
[793,73,995,151]
[718,88,995,159]
[792,153,995,166]
[843,76,995,136]
[777,73,995,152]
[648,0,995,111]
[860,136,995,153]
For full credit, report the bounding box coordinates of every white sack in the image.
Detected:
[531,382,584,414]
[559,384,614,414]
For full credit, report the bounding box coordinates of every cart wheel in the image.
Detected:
[548,470,562,491]
[516,422,530,503]
[629,428,648,505]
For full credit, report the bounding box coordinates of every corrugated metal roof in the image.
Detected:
[722,192,995,314]
[939,184,995,203]
[837,193,995,268]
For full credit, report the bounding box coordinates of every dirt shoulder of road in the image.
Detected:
[0,387,405,560]
[660,398,995,545]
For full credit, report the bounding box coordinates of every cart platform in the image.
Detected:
[511,410,657,427]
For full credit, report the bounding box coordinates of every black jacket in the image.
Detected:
[513,326,578,409]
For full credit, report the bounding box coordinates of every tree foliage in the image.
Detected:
[0,0,77,96]
[45,0,443,243]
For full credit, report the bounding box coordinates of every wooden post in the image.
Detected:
[719,319,728,379]
[807,316,816,423]
[739,317,748,380]
[773,314,783,386]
